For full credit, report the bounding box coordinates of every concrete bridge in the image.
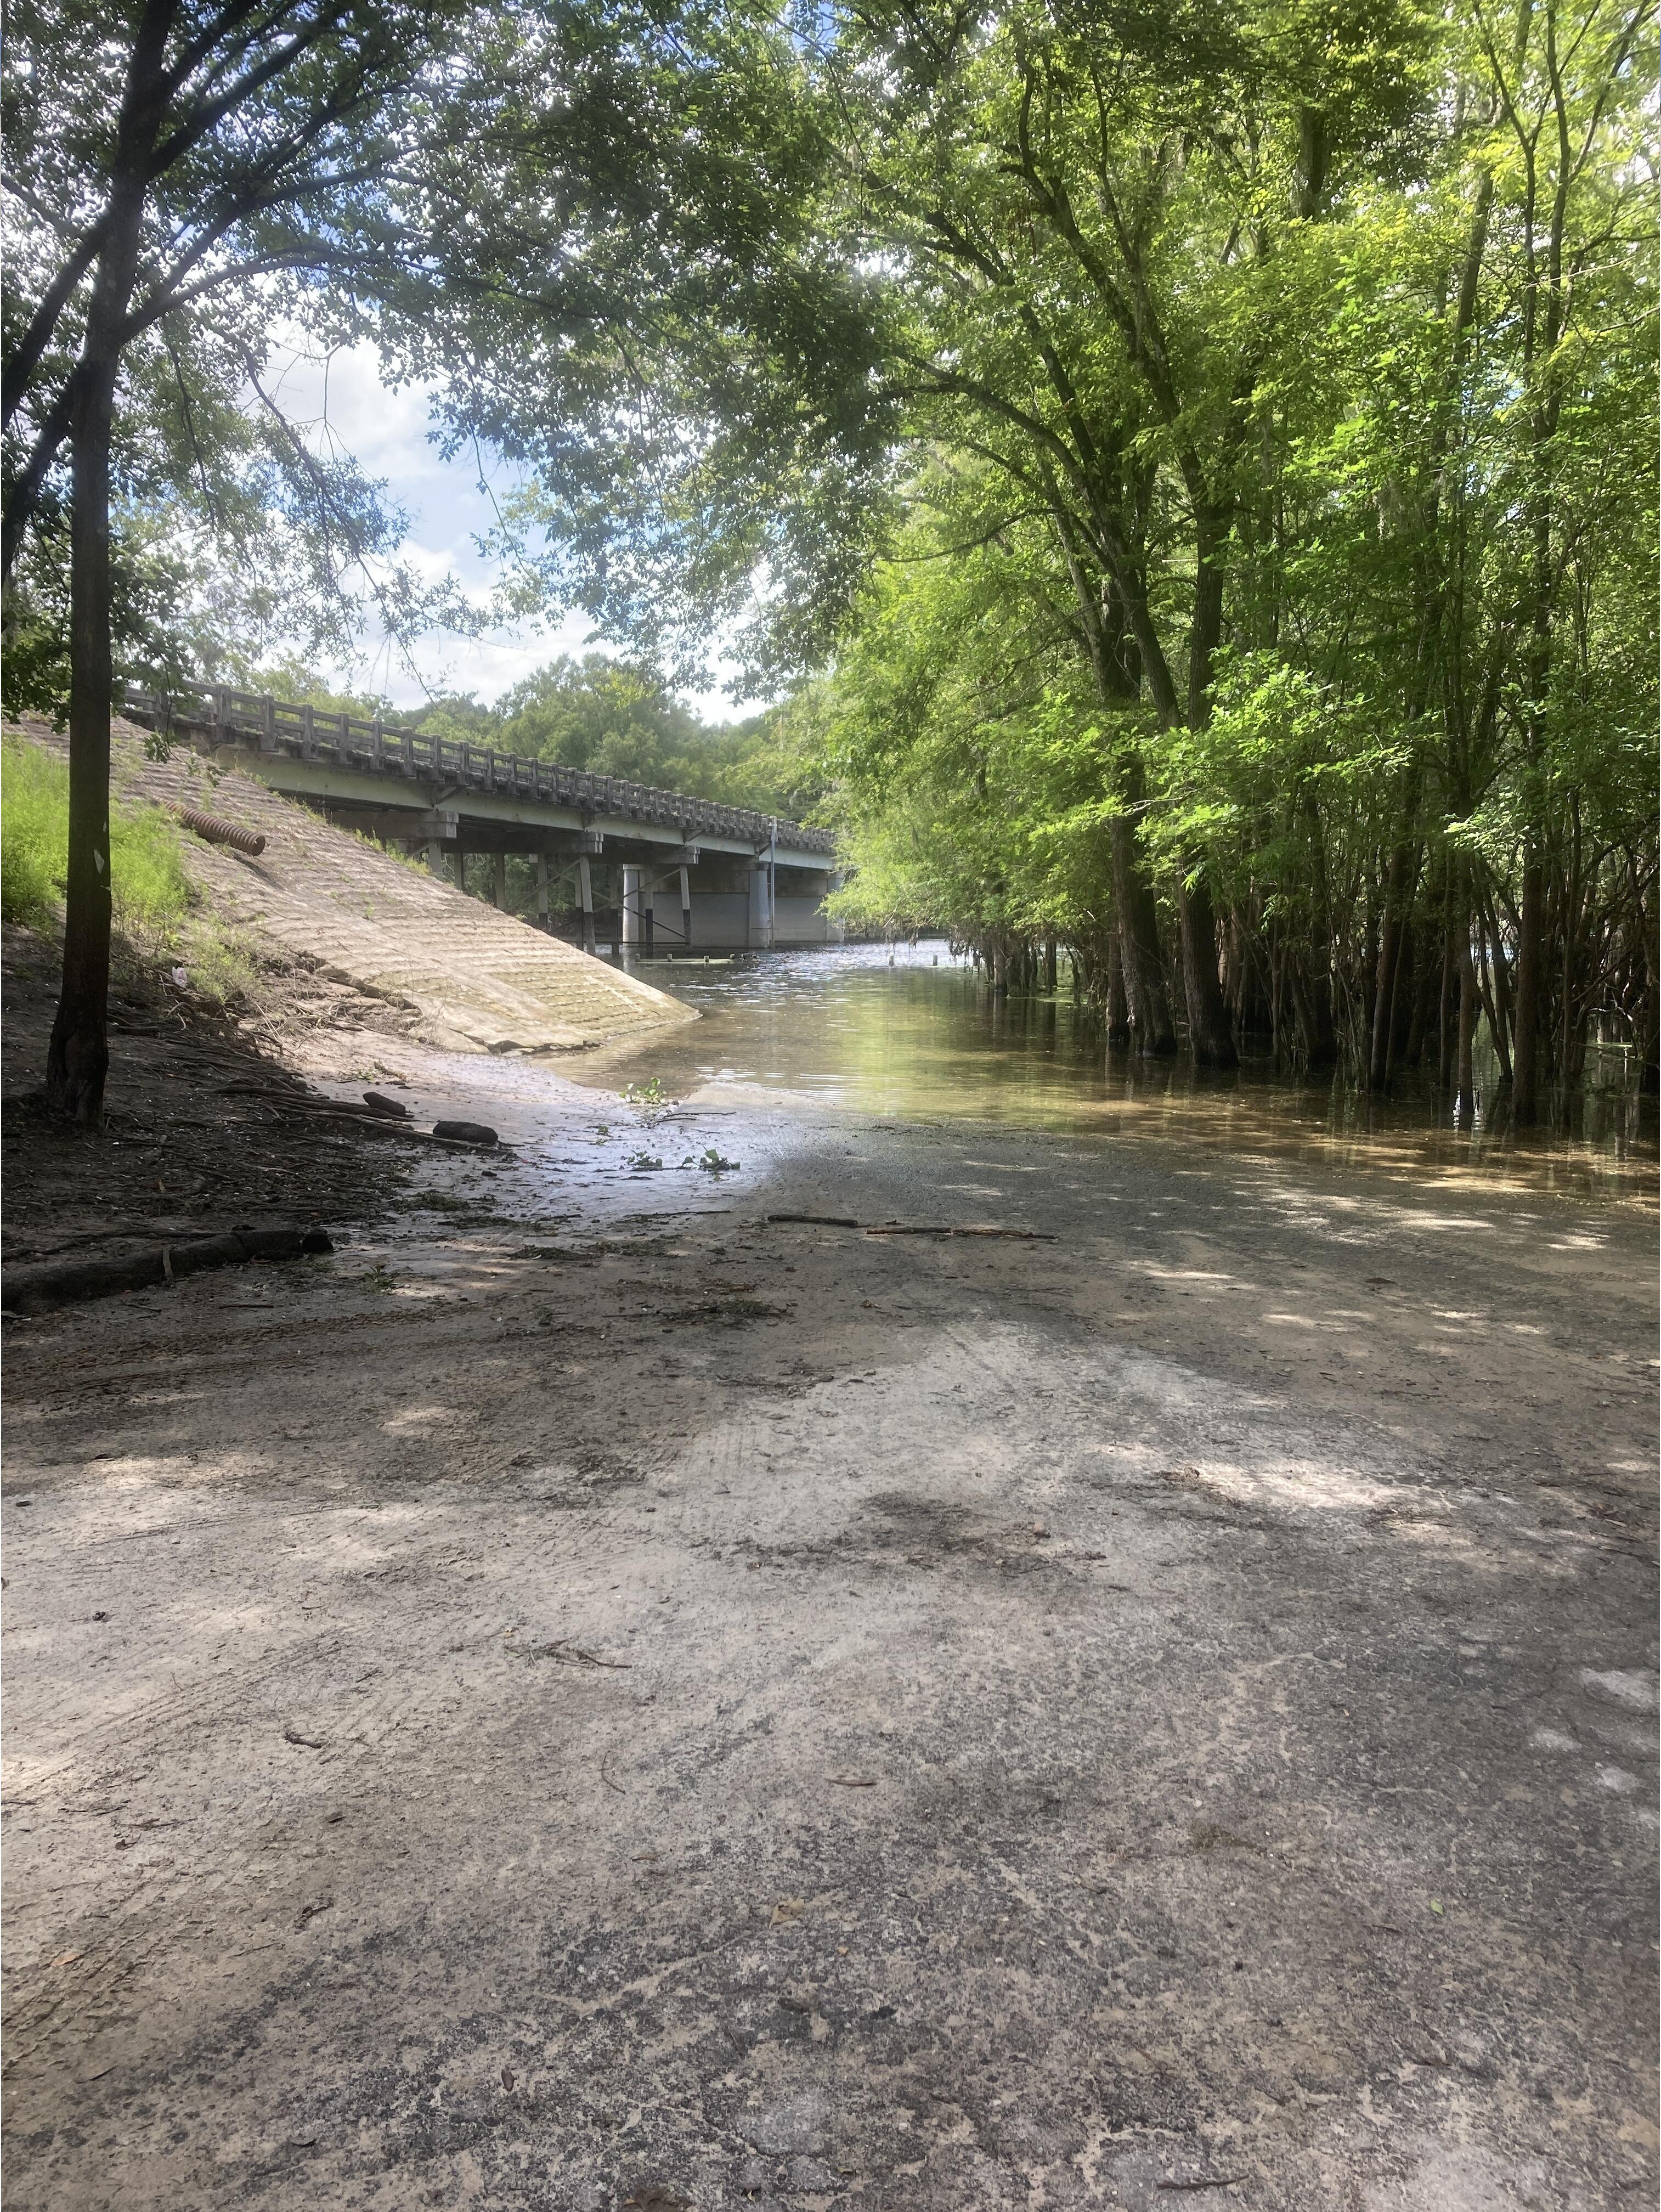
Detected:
[121,682,842,955]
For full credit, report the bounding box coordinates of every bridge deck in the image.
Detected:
[122,683,835,868]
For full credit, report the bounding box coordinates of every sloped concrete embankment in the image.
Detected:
[29,716,694,1054]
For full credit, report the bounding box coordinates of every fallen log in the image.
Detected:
[3,1225,334,1315]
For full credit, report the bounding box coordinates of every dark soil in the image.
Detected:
[1,921,410,1267]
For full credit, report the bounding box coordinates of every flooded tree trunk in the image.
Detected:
[1359,895,1380,1080]
[1109,806,1175,1056]
[1437,873,1457,1090]
[1387,921,1417,1075]
[1298,792,1338,1067]
[1404,922,1437,1069]
[1177,875,1238,1066]
[1369,818,1421,1091]
[1368,870,1405,1088]
[1512,843,1543,1124]
[1456,896,1479,1116]
[1473,902,1513,1088]
[1105,926,1130,1044]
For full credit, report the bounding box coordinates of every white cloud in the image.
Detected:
[248,335,753,722]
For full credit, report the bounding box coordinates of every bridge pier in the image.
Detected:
[748,862,774,950]
[353,830,839,952]
[620,866,654,956]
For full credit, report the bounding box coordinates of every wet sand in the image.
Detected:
[3,1001,1656,2210]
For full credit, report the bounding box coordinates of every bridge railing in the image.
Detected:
[120,680,838,857]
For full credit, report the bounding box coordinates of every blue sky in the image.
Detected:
[264,335,742,721]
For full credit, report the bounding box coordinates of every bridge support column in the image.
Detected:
[622,867,642,952]
[680,867,693,953]
[427,838,445,881]
[578,856,596,953]
[493,852,507,910]
[535,853,550,927]
[748,864,773,950]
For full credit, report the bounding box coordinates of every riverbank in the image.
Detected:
[0,919,414,1274]
[3,1055,1656,2209]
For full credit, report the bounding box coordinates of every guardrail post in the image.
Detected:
[300,701,315,758]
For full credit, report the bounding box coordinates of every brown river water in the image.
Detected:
[575,939,1657,1209]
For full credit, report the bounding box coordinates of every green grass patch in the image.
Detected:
[2,730,190,939]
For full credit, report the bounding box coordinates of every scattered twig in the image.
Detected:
[521,1640,631,1669]
[763,1214,1056,1240]
[867,1224,1057,1240]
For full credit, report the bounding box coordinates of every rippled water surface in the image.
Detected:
[574,940,1656,1205]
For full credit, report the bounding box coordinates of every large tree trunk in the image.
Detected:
[45,354,121,1121]
[41,18,165,1121]
[1104,924,1130,1044]
[1110,812,1175,1056]
[1177,873,1237,1066]
[1175,509,1238,1068]
[1065,551,1176,1058]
